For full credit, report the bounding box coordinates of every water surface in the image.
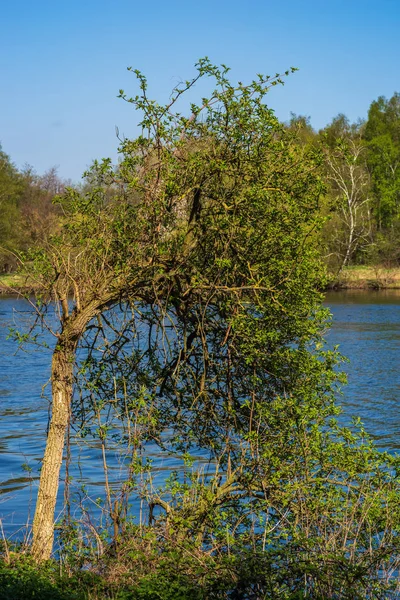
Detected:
[325,290,400,451]
[1,291,399,536]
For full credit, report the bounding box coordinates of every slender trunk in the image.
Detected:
[31,292,119,562]
[31,338,76,561]
[337,197,355,276]
[340,225,353,273]
[31,298,111,561]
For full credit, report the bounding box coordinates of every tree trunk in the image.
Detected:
[30,289,122,561]
[31,337,76,561]
[31,297,112,561]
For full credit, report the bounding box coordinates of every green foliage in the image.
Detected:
[0,146,24,271]
[1,83,399,278]
[0,153,64,274]
[0,556,84,600]
[304,93,400,273]
[364,93,400,230]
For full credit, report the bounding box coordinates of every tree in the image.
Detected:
[18,166,63,245]
[287,112,317,146]
[23,59,330,561]
[0,154,64,273]
[20,62,399,598]
[321,119,372,272]
[0,146,24,271]
[364,93,400,230]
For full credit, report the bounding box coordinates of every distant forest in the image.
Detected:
[1,91,399,275]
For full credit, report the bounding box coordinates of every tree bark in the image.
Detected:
[31,299,112,561]
[31,338,76,561]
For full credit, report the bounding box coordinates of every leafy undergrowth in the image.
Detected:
[0,534,217,600]
[2,530,399,600]
[0,554,207,600]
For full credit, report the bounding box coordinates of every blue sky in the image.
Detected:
[1,0,399,182]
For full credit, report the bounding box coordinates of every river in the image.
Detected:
[1,291,399,538]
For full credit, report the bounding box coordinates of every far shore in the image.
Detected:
[0,273,38,296]
[327,266,400,290]
[2,266,400,296]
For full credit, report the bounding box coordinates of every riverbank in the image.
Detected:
[3,266,400,295]
[0,273,38,295]
[327,266,400,290]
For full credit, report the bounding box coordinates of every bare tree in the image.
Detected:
[323,134,372,273]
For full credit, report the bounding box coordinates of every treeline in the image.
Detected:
[0,151,65,272]
[1,91,399,275]
[292,91,400,272]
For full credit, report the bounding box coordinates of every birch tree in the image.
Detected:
[323,131,372,272]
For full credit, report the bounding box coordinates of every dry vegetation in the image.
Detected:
[330,265,400,289]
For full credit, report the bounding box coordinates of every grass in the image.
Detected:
[0,273,37,293]
[328,265,400,289]
[3,266,400,293]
